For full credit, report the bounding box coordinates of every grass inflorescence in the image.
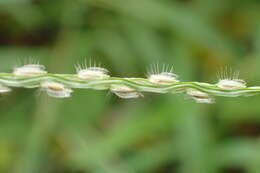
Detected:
[0,62,259,104]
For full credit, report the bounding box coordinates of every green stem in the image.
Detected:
[0,73,259,98]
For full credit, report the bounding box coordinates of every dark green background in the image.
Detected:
[1,0,260,173]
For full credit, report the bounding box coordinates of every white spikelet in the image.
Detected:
[248,86,260,89]
[147,63,179,85]
[0,85,11,94]
[217,79,246,90]
[13,64,47,77]
[186,88,215,104]
[110,84,143,99]
[41,81,73,98]
[216,67,246,90]
[76,59,110,80]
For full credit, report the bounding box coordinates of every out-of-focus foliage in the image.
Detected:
[0,0,260,173]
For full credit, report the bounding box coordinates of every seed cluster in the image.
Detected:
[0,62,254,104]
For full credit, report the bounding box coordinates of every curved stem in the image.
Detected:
[0,73,259,98]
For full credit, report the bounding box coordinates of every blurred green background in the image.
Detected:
[1,0,260,173]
